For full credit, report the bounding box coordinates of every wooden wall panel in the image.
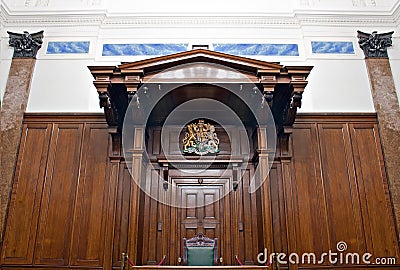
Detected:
[112,163,132,268]
[317,124,365,253]
[141,168,162,265]
[292,116,399,268]
[1,124,51,265]
[1,113,399,270]
[350,124,399,258]
[269,164,287,255]
[291,125,329,256]
[236,168,259,265]
[70,125,109,267]
[34,124,83,265]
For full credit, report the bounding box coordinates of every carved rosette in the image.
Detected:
[8,30,44,58]
[357,30,394,58]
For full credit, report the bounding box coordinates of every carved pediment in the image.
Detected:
[88,49,313,135]
[118,49,283,75]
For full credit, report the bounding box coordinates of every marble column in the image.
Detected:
[358,30,400,237]
[0,31,43,243]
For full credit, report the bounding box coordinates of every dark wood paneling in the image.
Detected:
[291,118,399,268]
[1,124,51,265]
[141,168,162,265]
[349,124,399,258]
[1,113,399,270]
[269,163,287,255]
[34,124,83,265]
[238,168,259,265]
[292,124,329,256]
[112,163,132,268]
[70,125,109,267]
[317,124,365,253]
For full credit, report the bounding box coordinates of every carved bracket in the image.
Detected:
[284,90,303,127]
[98,91,117,127]
[97,83,131,132]
[263,91,274,107]
[258,66,312,136]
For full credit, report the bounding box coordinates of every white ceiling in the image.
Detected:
[1,0,399,14]
[1,0,399,29]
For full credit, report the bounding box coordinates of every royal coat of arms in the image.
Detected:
[182,119,220,155]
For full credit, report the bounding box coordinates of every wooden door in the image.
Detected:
[138,167,263,266]
[178,184,223,239]
[168,171,231,265]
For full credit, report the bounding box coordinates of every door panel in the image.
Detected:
[169,172,231,265]
[179,185,222,236]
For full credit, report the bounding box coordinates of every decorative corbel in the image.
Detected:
[98,91,117,126]
[127,91,137,103]
[258,71,278,108]
[283,73,309,127]
[284,90,303,127]
[99,91,110,109]
[263,91,274,108]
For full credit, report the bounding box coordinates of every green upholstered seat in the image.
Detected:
[182,233,218,266]
[187,246,215,266]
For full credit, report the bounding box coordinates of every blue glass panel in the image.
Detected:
[311,41,355,54]
[102,43,188,56]
[213,43,299,56]
[47,41,90,54]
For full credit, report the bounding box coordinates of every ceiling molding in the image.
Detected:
[0,3,7,26]
[0,3,399,29]
[391,0,400,26]
[101,15,300,28]
[0,2,106,27]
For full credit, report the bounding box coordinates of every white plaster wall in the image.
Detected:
[295,59,374,112]
[23,21,379,113]
[24,53,375,112]
[2,2,399,113]
[27,59,103,112]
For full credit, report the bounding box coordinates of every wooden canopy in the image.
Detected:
[88,49,312,134]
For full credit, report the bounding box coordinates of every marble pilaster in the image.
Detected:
[358,30,400,237]
[0,31,43,243]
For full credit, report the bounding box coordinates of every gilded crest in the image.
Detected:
[182,119,220,155]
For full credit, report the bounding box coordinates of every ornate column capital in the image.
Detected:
[7,30,44,58]
[357,30,394,58]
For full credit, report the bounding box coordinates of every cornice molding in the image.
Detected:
[0,3,399,28]
[1,3,106,26]
[392,0,400,26]
[0,4,7,26]
[101,15,299,28]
